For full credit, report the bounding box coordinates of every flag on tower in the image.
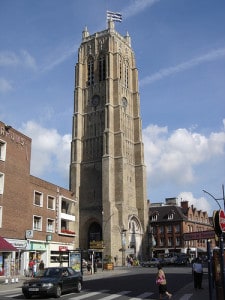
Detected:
[107,11,122,22]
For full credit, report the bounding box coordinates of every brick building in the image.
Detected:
[149,198,215,260]
[0,121,79,276]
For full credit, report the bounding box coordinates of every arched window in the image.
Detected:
[87,57,94,85]
[99,55,106,81]
[124,60,129,88]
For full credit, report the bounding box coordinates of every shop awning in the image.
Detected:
[0,236,18,252]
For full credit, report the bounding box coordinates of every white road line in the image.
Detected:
[129,292,153,299]
[69,290,109,300]
[179,294,193,300]
[5,293,22,298]
[100,291,131,299]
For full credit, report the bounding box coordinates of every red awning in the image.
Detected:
[0,236,17,252]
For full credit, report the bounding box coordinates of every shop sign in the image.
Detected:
[59,246,68,252]
[31,242,46,251]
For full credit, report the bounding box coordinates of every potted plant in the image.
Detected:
[103,255,114,270]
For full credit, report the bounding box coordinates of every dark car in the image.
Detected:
[22,267,83,299]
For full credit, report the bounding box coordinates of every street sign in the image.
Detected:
[219,210,225,233]
[183,230,215,241]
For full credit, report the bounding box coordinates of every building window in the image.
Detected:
[168,237,173,246]
[168,213,174,220]
[175,224,180,233]
[159,238,164,246]
[34,191,43,207]
[87,58,94,85]
[124,61,129,88]
[99,55,106,81]
[167,225,172,233]
[47,195,55,210]
[47,219,55,233]
[176,237,180,246]
[0,140,6,161]
[33,216,42,231]
[159,226,164,233]
[0,206,2,227]
[0,173,5,194]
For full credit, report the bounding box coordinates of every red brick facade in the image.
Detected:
[0,121,79,276]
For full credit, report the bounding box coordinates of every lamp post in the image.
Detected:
[203,185,225,300]
[121,229,127,266]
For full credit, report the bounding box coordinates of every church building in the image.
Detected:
[70,20,148,264]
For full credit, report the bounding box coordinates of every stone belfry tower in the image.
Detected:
[70,20,148,263]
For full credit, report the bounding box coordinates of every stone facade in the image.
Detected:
[70,20,148,264]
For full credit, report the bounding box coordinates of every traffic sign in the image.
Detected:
[219,210,225,232]
[183,230,215,241]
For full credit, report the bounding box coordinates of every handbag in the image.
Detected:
[156,277,163,285]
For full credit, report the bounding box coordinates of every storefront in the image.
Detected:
[0,236,18,276]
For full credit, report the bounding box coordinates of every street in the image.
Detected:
[0,266,208,300]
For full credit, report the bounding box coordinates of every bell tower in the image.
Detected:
[70,20,148,263]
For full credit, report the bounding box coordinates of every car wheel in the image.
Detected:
[23,293,32,299]
[54,285,62,298]
[76,281,82,293]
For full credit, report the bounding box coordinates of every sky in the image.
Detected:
[0,0,225,215]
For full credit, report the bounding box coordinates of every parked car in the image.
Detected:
[162,256,177,265]
[22,267,83,299]
[174,255,188,265]
[141,258,161,267]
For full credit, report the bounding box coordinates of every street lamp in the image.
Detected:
[121,229,127,266]
[203,185,225,210]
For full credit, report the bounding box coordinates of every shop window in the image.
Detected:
[50,251,69,263]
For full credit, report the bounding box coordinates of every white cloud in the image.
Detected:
[122,0,160,19]
[178,192,212,213]
[19,121,71,185]
[140,47,225,86]
[0,50,37,70]
[143,122,225,186]
[0,78,13,93]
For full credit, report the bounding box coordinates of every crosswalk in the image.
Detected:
[4,289,194,299]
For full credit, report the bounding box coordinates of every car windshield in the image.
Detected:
[42,268,62,277]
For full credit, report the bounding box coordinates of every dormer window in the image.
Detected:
[151,215,158,221]
[151,211,159,222]
[168,209,175,220]
[168,213,174,220]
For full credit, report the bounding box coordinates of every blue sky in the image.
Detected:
[1,0,225,215]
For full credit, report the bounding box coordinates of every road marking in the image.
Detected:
[179,294,193,300]
[69,290,109,299]
[100,291,131,299]
[129,292,153,299]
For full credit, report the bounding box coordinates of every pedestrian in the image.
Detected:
[28,259,34,277]
[32,261,37,277]
[156,264,172,299]
[192,257,203,289]
[39,260,44,270]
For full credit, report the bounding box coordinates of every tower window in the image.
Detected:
[124,61,129,88]
[88,58,94,85]
[99,56,106,81]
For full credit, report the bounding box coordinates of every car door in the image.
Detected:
[61,268,71,291]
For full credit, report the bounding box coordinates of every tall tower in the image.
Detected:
[70,20,148,264]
